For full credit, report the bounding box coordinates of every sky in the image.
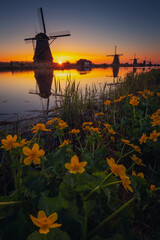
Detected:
[0,0,160,64]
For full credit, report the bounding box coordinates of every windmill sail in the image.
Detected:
[24,8,71,63]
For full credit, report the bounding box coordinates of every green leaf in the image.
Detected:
[27,231,43,240]
[27,229,71,240]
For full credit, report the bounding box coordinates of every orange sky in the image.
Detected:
[1,50,160,65]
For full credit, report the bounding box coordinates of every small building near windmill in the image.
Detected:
[77,59,92,70]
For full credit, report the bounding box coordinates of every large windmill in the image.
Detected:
[130,54,139,66]
[24,8,71,63]
[106,45,123,66]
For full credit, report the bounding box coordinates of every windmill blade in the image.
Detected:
[106,55,114,57]
[38,7,46,33]
[49,30,71,39]
[24,37,37,41]
[32,39,36,51]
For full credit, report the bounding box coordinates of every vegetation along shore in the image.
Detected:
[0,69,160,240]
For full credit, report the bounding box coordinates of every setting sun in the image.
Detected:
[59,61,62,65]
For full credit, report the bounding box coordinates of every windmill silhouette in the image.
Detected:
[130,54,139,66]
[24,8,71,63]
[140,57,146,66]
[106,45,123,66]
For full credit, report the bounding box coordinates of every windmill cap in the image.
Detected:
[35,33,49,40]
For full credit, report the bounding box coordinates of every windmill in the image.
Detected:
[24,8,71,63]
[130,54,140,66]
[140,57,146,66]
[106,45,123,66]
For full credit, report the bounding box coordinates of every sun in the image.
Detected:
[59,61,62,65]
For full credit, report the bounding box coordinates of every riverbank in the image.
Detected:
[0,60,159,72]
[0,69,160,239]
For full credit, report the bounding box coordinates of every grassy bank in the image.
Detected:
[0,69,160,240]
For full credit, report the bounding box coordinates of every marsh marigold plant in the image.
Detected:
[30,210,62,234]
[1,135,19,150]
[65,155,87,174]
[23,143,45,165]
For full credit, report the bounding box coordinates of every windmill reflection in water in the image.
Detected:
[29,69,54,122]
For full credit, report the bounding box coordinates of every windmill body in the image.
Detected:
[25,8,70,64]
[106,46,123,66]
[130,54,140,66]
[33,33,53,62]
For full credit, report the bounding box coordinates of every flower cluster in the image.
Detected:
[107,158,133,192]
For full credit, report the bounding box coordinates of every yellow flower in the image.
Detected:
[121,138,131,145]
[139,133,148,144]
[107,158,126,178]
[144,89,154,96]
[130,154,144,166]
[31,124,51,134]
[150,111,160,126]
[69,129,80,134]
[90,127,101,134]
[120,176,133,192]
[47,117,60,125]
[23,143,45,165]
[150,184,156,191]
[82,122,93,128]
[30,210,62,234]
[138,91,147,99]
[131,144,142,153]
[1,135,19,150]
[58,120,68,130]
[82,126,91,131]
[148,130,160,142]
[104,123,112,129]
[19,139,29,147]
[65,155,87,174]
[59,139,71,147]
[95,112,104,117]
[108,128,116,135]
[104,100,111,105]
[129,96,139,106]
[132,171,144,178]
[128,94,133,97]
[114,96,125,103]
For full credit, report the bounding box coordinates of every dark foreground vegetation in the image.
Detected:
[0,69,160,240]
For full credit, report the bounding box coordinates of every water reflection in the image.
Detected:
[0,66,159,122]
[33,69,53,98]
[29,69,54,121]
[106,67,119,84]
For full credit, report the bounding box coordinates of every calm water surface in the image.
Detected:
[0,67,158,122]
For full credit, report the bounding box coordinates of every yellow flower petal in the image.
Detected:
[32,143,39,151]
[37,150,45,157]
[23,147,32,156]
[65,163,71,170]
[48,212,58,224]
[33,158,41,165]
[50,223,62,228]
[77,167,85,174]
[80,161,87,167]
[71,155,79,165]
[38,210,47,220]
[24,157,32,165]
[30,215,41,227]
[39,227,49,234]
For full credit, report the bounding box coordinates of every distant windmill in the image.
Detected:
[24,8,71,63]
[140,57,146,66]
[130,54,139,65]
[106,45,123,66]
